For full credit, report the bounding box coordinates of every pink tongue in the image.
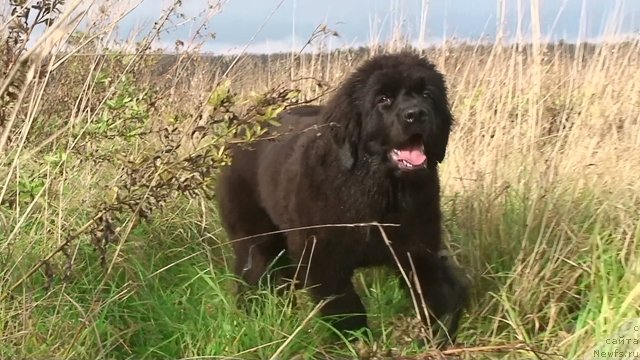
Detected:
[396,147,427,165]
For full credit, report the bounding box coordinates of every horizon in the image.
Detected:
[4,0,640,55]
[119,0,640,54]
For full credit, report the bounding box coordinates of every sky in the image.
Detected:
[116,0,639,54]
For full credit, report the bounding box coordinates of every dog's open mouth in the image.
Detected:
[389,134,427,170]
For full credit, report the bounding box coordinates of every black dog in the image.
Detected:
[216,52,469,344]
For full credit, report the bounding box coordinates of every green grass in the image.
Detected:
[1,1,639,358]
[0,215,430,359]
[1,179,637,359]
[2,221,316,359]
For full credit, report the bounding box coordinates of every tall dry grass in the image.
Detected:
[0,0,639,359]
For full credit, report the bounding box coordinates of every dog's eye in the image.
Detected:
[377,95,392,106]
[422,91,432,99]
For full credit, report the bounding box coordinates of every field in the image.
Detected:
[1,2,639,359]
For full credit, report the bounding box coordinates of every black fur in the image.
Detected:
[216,52,469,345]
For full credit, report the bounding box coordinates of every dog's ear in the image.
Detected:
[431,77,454,163]
[323,83,362,170]
[434,106,453,163]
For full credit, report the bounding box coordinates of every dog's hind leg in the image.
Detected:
[217,172,292,293]
[232,230,287,289]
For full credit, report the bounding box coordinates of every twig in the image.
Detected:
[213,222,400,249]
[407,252,434,336]
[374,223,429,344]
[403,343,563,360]
[440,343,527,356]
[282,87,337,109]
[268,299,328,360]
[225,123,336,145]
[439,344,563,358]
[220,0,286,80]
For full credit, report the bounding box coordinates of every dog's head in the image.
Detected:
[323,53,453,174]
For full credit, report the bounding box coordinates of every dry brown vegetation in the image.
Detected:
[0,1,639,359]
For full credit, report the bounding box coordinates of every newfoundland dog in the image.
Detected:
[216,52,468,344]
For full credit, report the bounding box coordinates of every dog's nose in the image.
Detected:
[403,108,426,123]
